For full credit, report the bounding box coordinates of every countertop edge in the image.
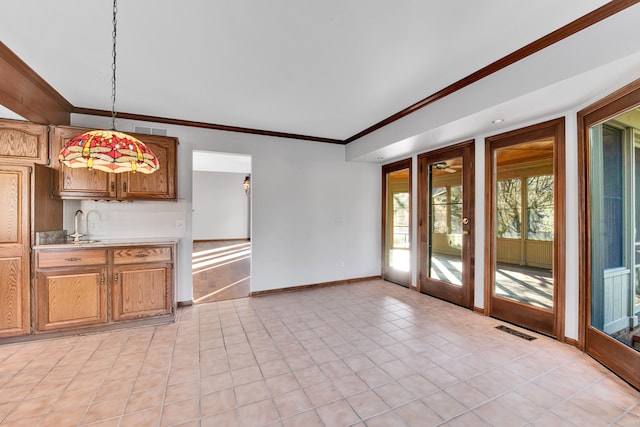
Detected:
[33,238,180,250]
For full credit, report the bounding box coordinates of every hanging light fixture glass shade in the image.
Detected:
[59,130,160,174]
[59,0,159,174]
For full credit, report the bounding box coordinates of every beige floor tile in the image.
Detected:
[347,390,390,419]
[124,387,164,414]
[120,407,162,427]
[421,390,467,421]
[234,380,269,406]
[3,394,57,422]
[374,381,415,408]
[281,409,323,427]
[364,411,408,427]
[201,409,240,427]
[41,405,88,427]
[238,399,279,426]
[201,388,236,417]
[164,379,199,404]
[81,397,127,424]
[160,397,200,427]
[394,400,443,427]
[316,399,360,426]
[273,389,312,418]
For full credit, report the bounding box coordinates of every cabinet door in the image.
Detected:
[36,267,107,331]
[121,135,177,200]
[112,263,172,321]
[50,126,117,199]
[0,120,48,165]
[0,166,30,337]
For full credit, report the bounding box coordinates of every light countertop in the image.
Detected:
[33,237,180,250]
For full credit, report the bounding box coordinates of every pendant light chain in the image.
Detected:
[111,0,118,130]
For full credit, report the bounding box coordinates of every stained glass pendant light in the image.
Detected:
[59,0,159,174]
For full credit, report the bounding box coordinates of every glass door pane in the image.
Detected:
[383,160,411,287]
[493,140,554,310]
[590,113,640,352]
[429,158,463,286]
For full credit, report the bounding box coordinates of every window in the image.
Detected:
[431,185,462,234]
[392,192,409,249]
[496,178,521,239]
[527,175,554,240]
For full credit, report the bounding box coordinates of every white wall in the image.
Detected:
[70,114,381,302]
[192,171,249,240]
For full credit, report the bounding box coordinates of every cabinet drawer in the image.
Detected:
[37,249,108,269]
[113,247,172,265]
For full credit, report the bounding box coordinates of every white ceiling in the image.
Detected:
[0,0,621,144]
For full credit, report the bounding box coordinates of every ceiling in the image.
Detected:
[1,0,632,148]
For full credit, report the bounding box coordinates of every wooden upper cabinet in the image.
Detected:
[121,134,177,200]
[50,125,178,200]
[0,119,48,165]
[50,126,117,199]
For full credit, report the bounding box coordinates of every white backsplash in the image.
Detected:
[63,199,187,240]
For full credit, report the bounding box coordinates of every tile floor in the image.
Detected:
[1,279,639,426]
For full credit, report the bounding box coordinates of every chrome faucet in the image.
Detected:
[69,209,84,242]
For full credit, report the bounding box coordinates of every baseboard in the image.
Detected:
[473,306,485,314]
[250,275,382,297]
[564,337,580,348]
[177,300,193,307]
[193,238,250,243]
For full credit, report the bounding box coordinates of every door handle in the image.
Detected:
[463,230,470,235]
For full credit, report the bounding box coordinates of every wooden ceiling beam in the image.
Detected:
[0,42,72,125]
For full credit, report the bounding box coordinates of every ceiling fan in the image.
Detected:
[433,161,460,173]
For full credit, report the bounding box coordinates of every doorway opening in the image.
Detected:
[192,151,251,303]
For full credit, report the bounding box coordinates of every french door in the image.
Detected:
[579,78,640,390]
[382,159,412,287]
[418,141,474,308]
[485,119,565,339]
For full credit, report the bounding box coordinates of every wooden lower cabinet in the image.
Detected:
[34,244,174,333]
[113,263,172,321]
[36,267,107,331]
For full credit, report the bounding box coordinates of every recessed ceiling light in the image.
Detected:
[492,118,504,124]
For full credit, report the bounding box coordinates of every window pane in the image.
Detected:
[392,192,409,248]
[602,125,624,269]
[496,179,521,239]
[432,187,448,234]
[450,186,462,234]
[527,175,554,240]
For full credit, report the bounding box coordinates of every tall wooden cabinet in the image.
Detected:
[50,126,177,200]
[0,119,62,338]
[0,165,30,337]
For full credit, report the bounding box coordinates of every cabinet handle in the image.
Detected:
[135,253,149,258]
[65,257,81,262]
[101,275,105,284]
[114,274,118,283]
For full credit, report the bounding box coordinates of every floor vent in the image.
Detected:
[496,325,537,341]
